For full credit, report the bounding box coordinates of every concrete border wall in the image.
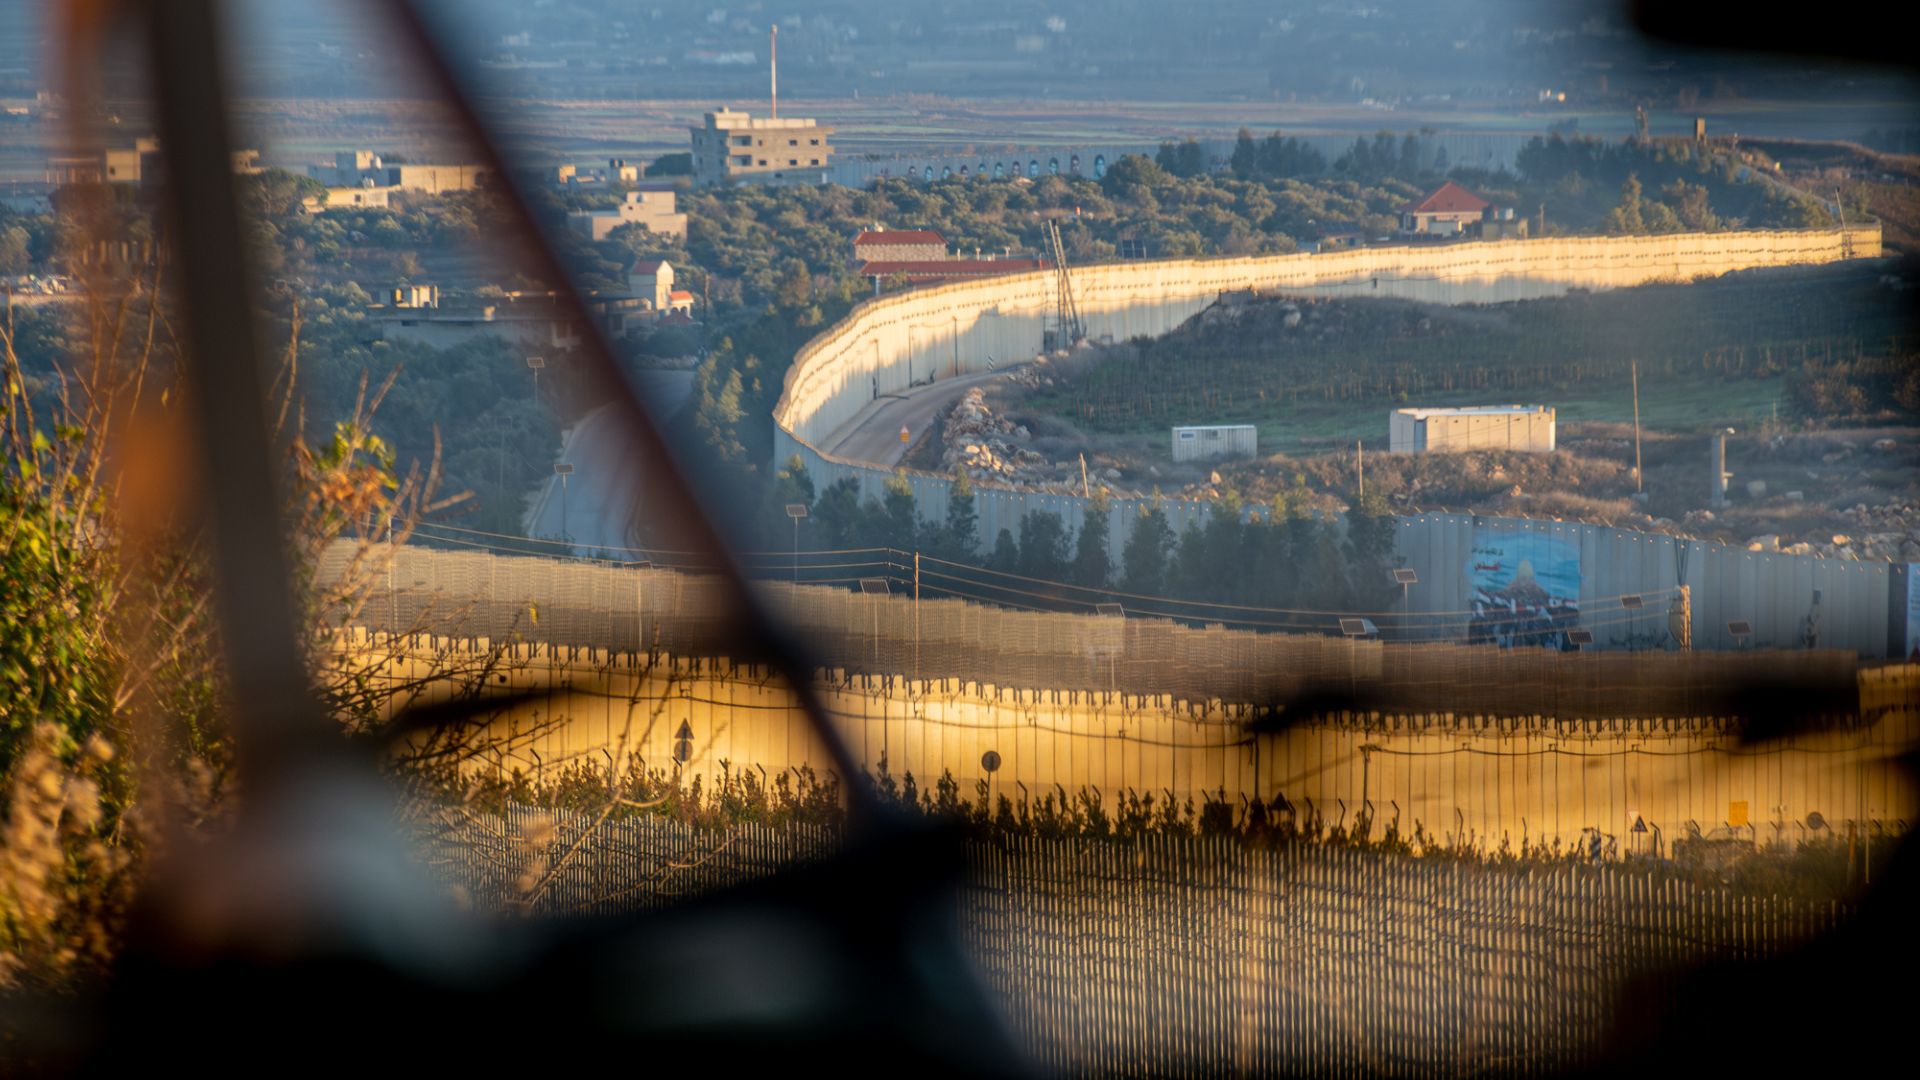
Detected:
[769,228,1898,653]
[361,632,1919,856]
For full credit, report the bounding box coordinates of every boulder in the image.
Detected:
[1831,534,1852,546]
[1747,534,1780,552]
[1746,480,1767,498]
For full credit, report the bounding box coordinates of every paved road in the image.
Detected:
[524,370,693,556]
[819,365,1024,468]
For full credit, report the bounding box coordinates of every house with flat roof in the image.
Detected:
[566,184,688,242]
[689,107,833,187]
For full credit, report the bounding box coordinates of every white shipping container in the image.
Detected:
[1389,405,1555,454]
[1172,424,1258,463]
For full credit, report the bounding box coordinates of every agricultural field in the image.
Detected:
[983,258,1920,555]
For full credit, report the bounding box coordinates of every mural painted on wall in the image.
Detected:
[1466,526,1582,649]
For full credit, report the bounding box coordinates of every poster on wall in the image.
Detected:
[1466,526,1582,649]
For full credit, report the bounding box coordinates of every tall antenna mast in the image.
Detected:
[770,25,778,119]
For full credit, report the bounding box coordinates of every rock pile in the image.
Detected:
[1743,501,1920,561]
[940,387,1043,484]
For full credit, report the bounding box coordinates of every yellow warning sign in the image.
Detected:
[1728,800,1749,828]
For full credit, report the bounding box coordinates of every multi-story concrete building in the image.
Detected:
[688,108,833,187]
[46,138,257,187]
[368,288,640,350]
[566,184,688,242]
[304,184,394,212]
[308,151,494,195]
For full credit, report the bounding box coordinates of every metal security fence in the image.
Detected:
[428,810,1850,1077]
[421,806,840,917]
[324,542,1874,720]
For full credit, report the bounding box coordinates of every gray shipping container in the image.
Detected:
[1172,424,1259,463]
[1390,405,1555,453]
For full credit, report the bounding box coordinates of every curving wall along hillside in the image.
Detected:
[775,228,1878,447]
[770,228,1895,653]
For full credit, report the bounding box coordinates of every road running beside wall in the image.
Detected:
[523,369,693,556]
[818,364,1026,468]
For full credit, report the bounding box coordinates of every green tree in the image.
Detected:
[1603,174,1647,234]
[0,225,30,276]
[879,471,917,552]
[1070,489,1112,588]
[988,528,1020,573]
[1016,510,1070,582]
[692,357,747,463]
[1663,179,1719,230]
[1343,489,1400,612]
[812,477,863,548]
[1167,517,1209,599]
[1121,505,1175,595]
[1230,128,1259,178]
[943,470,980,558]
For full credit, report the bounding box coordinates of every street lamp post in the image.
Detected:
[785,503,809,583]
[1393,567,1418,641]
[554,462,574,548]
[526,355,545,404]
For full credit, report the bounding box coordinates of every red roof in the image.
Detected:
[854,230,946,247]
[629,258,668,274]
[1402,181,1489,216]
[667,289,695,302]
[858,258,1048,279]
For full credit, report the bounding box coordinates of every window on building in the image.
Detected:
[810,159,820,166]
[789,139,797,146]
[758,160,767,166]
[810,138,820,145]
[789,159,798,166]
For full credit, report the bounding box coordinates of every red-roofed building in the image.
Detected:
[1399,181,1491,237]
[852,229,948,262]
[856,258,1049,288]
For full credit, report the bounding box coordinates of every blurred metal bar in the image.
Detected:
[379,0,880,818]
[143,0,334,774]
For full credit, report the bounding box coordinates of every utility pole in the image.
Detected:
[1630,360,1643,492]
[785,503,808,583]
[554,462,574,546]
[1709,428,1734,508]
[1079,453,1090,498]
[1356,440,1364,500]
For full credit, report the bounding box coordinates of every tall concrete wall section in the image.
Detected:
[358,633,1919,856]
[1392,514,1893,655]
[769,227,1891,654]
[775,227,1879,448]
